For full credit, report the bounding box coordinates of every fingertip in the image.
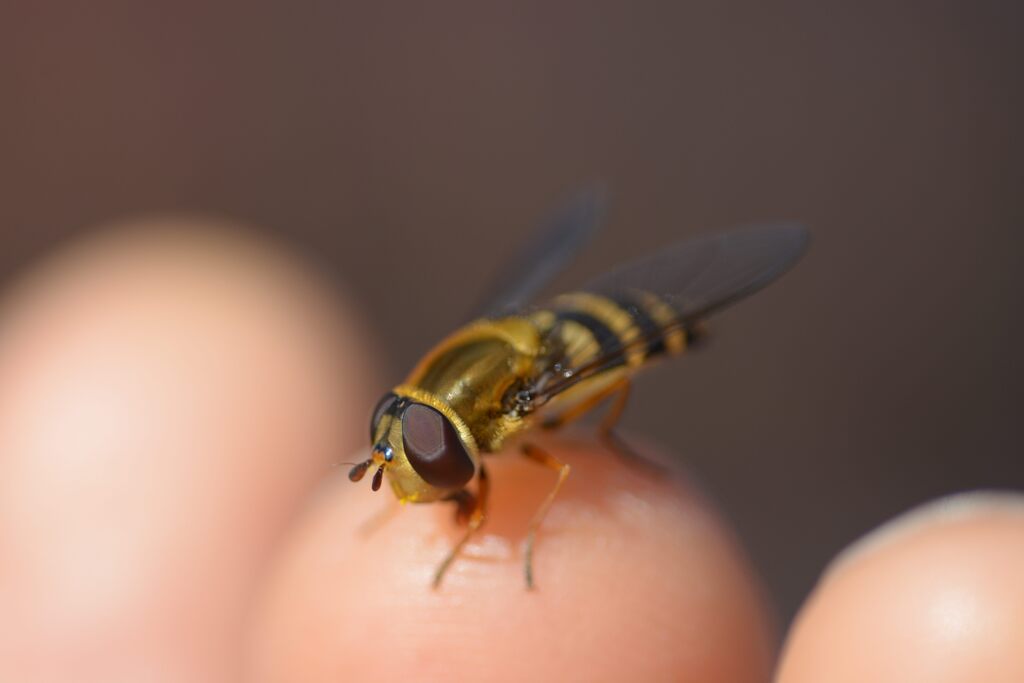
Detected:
[249,434,776,682]
[777,491,1024,683]
[0,218,380,682]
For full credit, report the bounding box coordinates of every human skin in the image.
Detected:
[247,436,778,683]
[0,223,378,683]
[2,219,1021,682]
[0,219,777,683]
[776,493,1024,683]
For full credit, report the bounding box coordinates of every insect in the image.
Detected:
[348,191,808,589]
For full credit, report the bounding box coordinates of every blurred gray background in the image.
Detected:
[2,1,1021,620]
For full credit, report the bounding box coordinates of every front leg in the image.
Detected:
[432,465,490,589]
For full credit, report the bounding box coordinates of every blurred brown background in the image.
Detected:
[2,1,1021,620]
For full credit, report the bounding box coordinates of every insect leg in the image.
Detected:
[542,374,663,472]
[521,443,571,589]
[445,489,475,526]
[540,376,630,430]
[432,464,490,589]
[596,379,668,474]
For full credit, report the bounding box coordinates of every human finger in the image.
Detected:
[0,221,378,682]
[249,434,777,683]
[776,491,1024,683]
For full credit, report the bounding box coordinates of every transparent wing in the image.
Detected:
[583,222,808,321]
[528,223,809,402]
[471,186,606,319]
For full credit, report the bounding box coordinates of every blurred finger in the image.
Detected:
[776,491,1024,683]
[0,221,378,683]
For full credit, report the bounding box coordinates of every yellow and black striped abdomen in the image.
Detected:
[537,290,696,373]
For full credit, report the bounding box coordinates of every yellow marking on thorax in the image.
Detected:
[405,316,541,386]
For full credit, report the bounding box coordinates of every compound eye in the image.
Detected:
[369,392,398,441]
[401,403,474,489]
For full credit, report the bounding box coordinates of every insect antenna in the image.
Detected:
[371,465,385,492]
[346,459,372,482]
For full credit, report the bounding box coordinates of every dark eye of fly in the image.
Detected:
[401,403,474,489]
[369,392,398,441]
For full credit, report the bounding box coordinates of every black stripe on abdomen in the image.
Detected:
[553,309,624,367]
[611,293,668,358]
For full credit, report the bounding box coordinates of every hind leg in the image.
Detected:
[542,377,662,472]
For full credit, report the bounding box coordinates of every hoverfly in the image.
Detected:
[348,191,807,589]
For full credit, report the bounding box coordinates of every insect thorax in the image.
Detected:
[403,317,543,453]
